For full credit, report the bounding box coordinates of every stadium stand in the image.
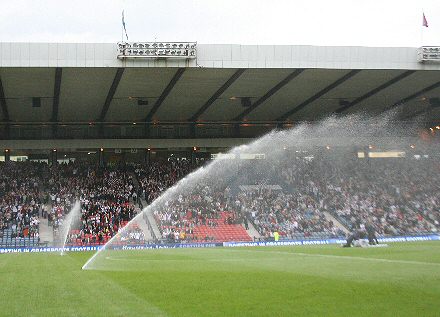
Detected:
[49,163,138,246]
[282,157,440,236]
[134,160,195,204]
[1,153,440,247]
[153,183,253,243]
[0,162,45,247]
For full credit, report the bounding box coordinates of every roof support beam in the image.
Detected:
[145,68,185,122]
[0,76,9,122]
[234,69,304,121]
[385,80,440,112]
[400,96,440,121]
[0,76,10,139]
[277,70,361,121]
[189,69,245,122]
[51,68,63,138]
[334,70,416,114]
[51,68,63,122]
[98,67,125,122]
[401,108,431,120]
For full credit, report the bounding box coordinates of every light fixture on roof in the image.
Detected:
[326,145,331,150]
[418,46,440,62]
[339,99,350,108]
[32,97,41,108]
[100,148,104,152]
[117,42,197,59]
[429,98,440,107]
[241,97,252,108]
[137,99,148,106]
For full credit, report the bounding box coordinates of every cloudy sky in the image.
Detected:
[0,0,439,47]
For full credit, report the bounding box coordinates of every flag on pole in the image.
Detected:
[122,10,129,41]
[423,13,429,27]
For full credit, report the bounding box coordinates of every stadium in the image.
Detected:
[1,5,440,316]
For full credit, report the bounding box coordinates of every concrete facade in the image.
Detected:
[0,43,439,70]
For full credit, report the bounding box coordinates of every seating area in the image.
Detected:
[66,229,112,246]
[66,221,148,246]
[134,160,197,204]
[0,161,44,247]
[191,212,252,243]
[0,229,40,248]
[157,211,252,243]
[2,154,440,248]
[286,158,440,236]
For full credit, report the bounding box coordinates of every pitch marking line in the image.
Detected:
[230,249,440,267]
[104,256,259,262]
[105,250,440,267]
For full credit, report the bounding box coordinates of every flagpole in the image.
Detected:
[122,9,129,42]
[421,10,424,46]
[421,11,429,46]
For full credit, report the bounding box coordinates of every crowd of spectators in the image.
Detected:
[73,169,137,245]
[1,153,440,247]
[0,162,45,242]
[46,163,80,239]
[237,189,344,239]
[146,159,342,241]
[153,184,230,242]
[46,163,138,245]
[146,154,440,241]
[280,157,440,236]
[135,159,195,204]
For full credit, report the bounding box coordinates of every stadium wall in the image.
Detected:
[0,43,439,70]
[1,235,438,254]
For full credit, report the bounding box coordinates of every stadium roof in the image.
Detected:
[0,43,439,127]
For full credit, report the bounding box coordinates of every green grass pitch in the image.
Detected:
[1,241,440,316]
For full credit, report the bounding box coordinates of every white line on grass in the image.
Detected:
[106,251,440,267]
[104,256,260,263]
[227,249,440,267]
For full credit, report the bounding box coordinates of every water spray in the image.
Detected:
[60,200,81,256]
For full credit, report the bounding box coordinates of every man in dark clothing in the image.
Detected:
[342,228,367,247]
[366,222,379,245]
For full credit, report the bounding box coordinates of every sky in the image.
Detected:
[0,0,439,47]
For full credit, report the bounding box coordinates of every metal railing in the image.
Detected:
[0,121,277,140]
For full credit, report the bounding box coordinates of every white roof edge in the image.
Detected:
[0,42,439,70]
